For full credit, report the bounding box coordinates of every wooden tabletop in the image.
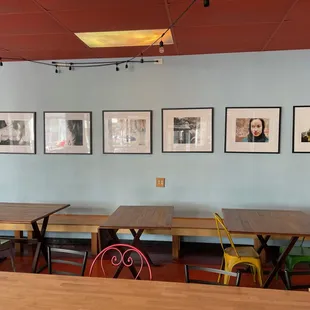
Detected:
[0,203,70,224]
[222,208,310,236]
[1,272,310,310]
[100,205,174,229]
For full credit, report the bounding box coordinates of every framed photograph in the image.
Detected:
[293,106,310,153]
[0,112,36,154]
[162,108,213,153]
[103,110,152,154]
[225,107,281,153]
[44,112,92,154]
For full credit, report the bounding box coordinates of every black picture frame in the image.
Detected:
[103,110,152,154]
[44,111,92,155]
[292,105,310,153]
[162,107,214,153]
[224,106,281,154]
[0,111,36,154]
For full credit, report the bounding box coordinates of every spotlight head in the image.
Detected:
[203,0,210,7]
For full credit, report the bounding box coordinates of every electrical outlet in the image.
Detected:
[156,177,165,187]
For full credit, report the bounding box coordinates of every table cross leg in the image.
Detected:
[107,229,141,280]
[263,236,299,288]
[31,216,49,273]
[130,229,157,266]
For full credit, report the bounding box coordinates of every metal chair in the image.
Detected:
[0,239,15,271]
[89,243,152,280]
[214,213,263,286]
[184,265,241,286]
[47,246,88,276]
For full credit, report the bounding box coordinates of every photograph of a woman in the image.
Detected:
[225,107,281,153]
[241,118,269,143]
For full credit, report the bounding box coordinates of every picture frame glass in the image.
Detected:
[44,112,92,154]
[225,107,281,153]
[0,112,36,154]
[162,108,213,152]
[293,106,310,153]
[103,111,152,154]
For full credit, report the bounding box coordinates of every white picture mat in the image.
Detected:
[0,112,35,153]
[294,107,310,152]
[162,108,213,152]
[44,112,91,154]
[103,111,151,153]
[225,108,280,153]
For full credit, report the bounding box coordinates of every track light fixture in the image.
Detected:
[203,0,210,7]
[116,64,119,71]
[159,41,164,54]
[0,58,3,66]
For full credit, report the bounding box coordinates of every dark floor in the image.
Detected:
[1,239,310,291]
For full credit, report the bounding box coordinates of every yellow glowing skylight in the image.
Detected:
[75,29,173,48]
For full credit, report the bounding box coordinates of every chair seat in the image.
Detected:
[280,246,310,257]
[0,240,11,250]
[225,246,260,258]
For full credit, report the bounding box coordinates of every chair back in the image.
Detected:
[184,265,241,286]
[89,243,152,280]
[47,246,88,276]
[214,213,239,257]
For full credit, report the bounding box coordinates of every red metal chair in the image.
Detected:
[89,244,152,280]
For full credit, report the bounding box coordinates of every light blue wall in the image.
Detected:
[1,50,310,244]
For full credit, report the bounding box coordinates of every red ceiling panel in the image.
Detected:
[264,20,310,51]
[285,0,310,23]
[0,0,42,14]
[0,13,67,35]
[35,0,165,11]
[169,0,295,27]
[0,0,308,61]
[175,23,278,54]
[52,6,170,32]
[0,33,87,50]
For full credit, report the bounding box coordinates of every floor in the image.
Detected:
[1,240,310,291]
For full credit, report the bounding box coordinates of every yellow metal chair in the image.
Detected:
[214,213,263,286]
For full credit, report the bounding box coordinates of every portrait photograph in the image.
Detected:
[293,106,310,153]
[0,112,36,154]
[162,108,213,153]
[103,110,152,154]
[225,107,281,153]
[44,112,92,154]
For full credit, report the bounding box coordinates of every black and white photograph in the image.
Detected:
[225,107,281,153]
[0,112,36,154]
[162,108,213,153]
[44,112,92,154]
[293,106,310,153]
[103,110,152,154]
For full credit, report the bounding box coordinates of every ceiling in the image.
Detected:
[0,0,309,62]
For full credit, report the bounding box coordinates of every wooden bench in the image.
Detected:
[0,214,260,259]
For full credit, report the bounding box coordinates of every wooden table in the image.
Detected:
[0,202,69,273]
[1,272,310,310]
[99,205,174,278]
[222,208,310,288]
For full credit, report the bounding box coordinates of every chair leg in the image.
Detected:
[284,269,291,290]
[9,247,16,272]
[217,257,225,283]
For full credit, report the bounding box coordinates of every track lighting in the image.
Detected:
[55,66,58,73]
[203,0,210,7]
[0,58,3,66]
[116,64,119,71]
[159,41,164,54]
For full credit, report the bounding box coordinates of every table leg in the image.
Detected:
[31,216,49,273]
[263,236,299,288]
[130,229,157,266]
